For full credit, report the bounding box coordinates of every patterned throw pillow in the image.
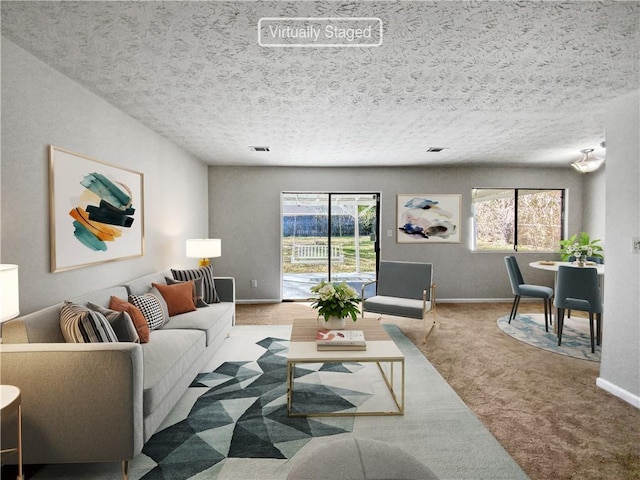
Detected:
[128,293,165,330]
[60,301,118,343]
[165,276,208,308]
[171,264,220,303]
[109,296,150,343]
[86,302,140,343]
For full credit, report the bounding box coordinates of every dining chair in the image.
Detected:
[553,265,603,353]
[504,256,554,331]
[566,256,603,318]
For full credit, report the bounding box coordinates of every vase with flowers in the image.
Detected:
[310,280,360,329]
[560,232,604,266]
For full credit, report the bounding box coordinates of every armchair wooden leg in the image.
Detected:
[122,460,129,480]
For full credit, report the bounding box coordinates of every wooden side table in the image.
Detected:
[1,385,24,480]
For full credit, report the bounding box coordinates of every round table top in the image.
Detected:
[0,385,21,411]
[529,261,605,275]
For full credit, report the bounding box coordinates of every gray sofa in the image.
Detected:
[0,270,235,477]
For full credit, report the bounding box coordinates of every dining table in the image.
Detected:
[529,260,605,332]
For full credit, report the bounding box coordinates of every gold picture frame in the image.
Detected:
[49,146,144,272]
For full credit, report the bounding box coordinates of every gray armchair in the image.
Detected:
[361,261,436,338]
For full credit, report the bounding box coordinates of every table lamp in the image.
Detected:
[186,239,221,267]
[0,264,20,322]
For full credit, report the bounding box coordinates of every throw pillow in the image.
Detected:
[87,302,140,343]
[128,293,165,331]
[60,301,118,343]
[109,296,150,343]
[148,286,170,324]
[165,276,208,308]
[171,264,220,303]
[152,281,197,316]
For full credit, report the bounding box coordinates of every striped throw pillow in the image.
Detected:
[60,302,118,343]
[129,293,165,330]
[171,264,220,303]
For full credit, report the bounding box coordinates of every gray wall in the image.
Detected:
[208,166,586,301]
[583,166,607,244]
[598,90,640,406]
[1,39,209,314]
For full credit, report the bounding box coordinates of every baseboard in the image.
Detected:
[596,377,640,409]
[237,299,282,305]
[437,298,513,303]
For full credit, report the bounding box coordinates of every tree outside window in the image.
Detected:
[472,188,564,252]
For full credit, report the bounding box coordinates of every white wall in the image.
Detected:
[598,90,640,407]
[208,166,586,301]
[1,39,209,314]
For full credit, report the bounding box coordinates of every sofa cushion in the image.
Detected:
[165,276,208,308]
[159,302,234,346]
[142,329,205,415]
[60,302,118,343]
[87,302,139,343]
[129,293,165,330]
[152,281,197,316]
[110,296,150,343]
[171,264,220,303]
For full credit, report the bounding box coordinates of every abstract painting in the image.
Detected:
[397,194,461,243]
[49,146,144,272]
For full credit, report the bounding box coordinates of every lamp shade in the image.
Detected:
[0,264,20,322]
[186,239,221,259]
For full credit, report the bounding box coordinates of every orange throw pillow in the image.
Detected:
[152,281,197,317]
[109,296,150,343]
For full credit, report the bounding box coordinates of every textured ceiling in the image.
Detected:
[2,1,638,168]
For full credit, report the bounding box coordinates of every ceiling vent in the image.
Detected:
[250,146,270,152]
[426,147,449,153]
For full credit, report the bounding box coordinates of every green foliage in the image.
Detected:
[309,280,360,322]
[560,232,604,261]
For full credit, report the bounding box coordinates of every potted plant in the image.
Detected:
[310,280,360,329]
[560,232,604,265]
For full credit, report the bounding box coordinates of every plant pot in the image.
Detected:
[325,316,346,330]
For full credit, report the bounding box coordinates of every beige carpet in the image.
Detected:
[236,302,640,480]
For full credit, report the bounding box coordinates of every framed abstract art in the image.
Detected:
[49,146,144,272]
[397,194,461,244]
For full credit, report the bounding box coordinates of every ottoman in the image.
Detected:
[286,437,440,480]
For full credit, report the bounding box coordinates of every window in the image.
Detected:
[472,188,565,252]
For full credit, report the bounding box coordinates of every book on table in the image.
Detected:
[317,343,367,351]
[316,329,366,350]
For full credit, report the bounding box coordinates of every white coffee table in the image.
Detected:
[286,317,405,417]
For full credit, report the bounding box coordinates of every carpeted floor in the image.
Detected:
[236,301,640,480]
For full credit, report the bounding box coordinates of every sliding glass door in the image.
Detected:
[282,192,380,300]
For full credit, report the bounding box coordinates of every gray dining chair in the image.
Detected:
[504,256,554,331]
[553,265,603,353]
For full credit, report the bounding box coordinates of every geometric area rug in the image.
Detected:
[24,324,528,480]
[140,335,358,479]
[497,313,601,362]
